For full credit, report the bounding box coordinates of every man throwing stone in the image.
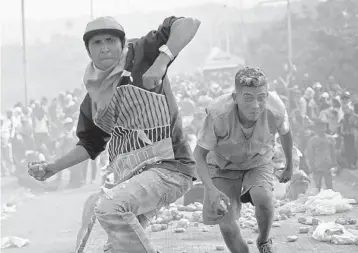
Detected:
[28,15,200,253]
[194,67,293,253]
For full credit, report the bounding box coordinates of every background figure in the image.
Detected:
[305,120,336,191]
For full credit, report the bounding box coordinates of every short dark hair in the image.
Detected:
[235,67,268,90]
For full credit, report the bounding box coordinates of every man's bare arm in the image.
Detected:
[166,17,201,56]
[48,145,90,173]
[155,17,201,66]
[194,145,217,192]
[279,129,294,169]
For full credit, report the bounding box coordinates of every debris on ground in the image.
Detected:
[146,188,358,250]
[335,216,357,225]
[278,189,354,216]
[215,245,225,251]
[312,222,358,245]
[287,235,299,242]
[174,228,186,233]
[1,236,30,249]
[298,226,310,234]
[1,188,36,220]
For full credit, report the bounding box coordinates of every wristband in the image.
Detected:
[158,45,174,61]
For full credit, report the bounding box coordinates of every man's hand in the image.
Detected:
[142,58,168,90]
[279,163,293,183]
[207,188,231,217]
[28,161,58,181]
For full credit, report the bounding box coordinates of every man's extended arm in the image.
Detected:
[48,94,110,173]
[273,93,294,170]
[194,146,217,192]
[153,17,201,66]
[48,145,90,172]
[279,130,293,169]
[194,111,219,191]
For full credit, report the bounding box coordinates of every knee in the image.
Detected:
[94,196,115,215]
[249,186,274,209]
[219,219,239,235]
[218,206,240,234]
[94,191,131,215]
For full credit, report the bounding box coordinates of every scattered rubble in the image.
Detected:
[215,245,225,251]
[298,226,310,234]
[174,228,186,233]
[1,188,36,220]
[1,236,30,249]
[246,239,254,244]
[313,222,358,245]
[287,235,299,242]
[147,189,357,246]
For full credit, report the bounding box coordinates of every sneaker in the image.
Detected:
[257,238,275,253]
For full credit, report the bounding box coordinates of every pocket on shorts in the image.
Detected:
[154,168,192,207]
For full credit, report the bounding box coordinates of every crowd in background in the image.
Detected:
[0,87,108,188]
[1,69,358,191]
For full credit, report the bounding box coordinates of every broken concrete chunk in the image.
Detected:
[191,211,202,222]
[185,204,197,212]
[272,222,281,228]
[215,245,225,251]
[202,227,210,232]
[312,218,322,226]
[151,224,163,232]
[176,219,190,229]
[299,226,310,234]
[174,228,186,233]
[287,235,298,242]
[247,239,254,244]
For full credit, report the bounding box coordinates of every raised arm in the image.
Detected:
[139,16,201,89]
[142,16,201,65]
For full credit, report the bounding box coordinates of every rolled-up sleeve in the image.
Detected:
[196,112,218,151]
[142,16,183,65]
[76,95,111,160]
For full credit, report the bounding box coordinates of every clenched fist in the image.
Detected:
[28,161,57,181]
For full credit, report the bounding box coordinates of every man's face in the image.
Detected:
[88,33,122,70]
[234,85,268,121]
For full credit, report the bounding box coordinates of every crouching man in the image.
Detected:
[194,67,294,253]
[28,15,201,253]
